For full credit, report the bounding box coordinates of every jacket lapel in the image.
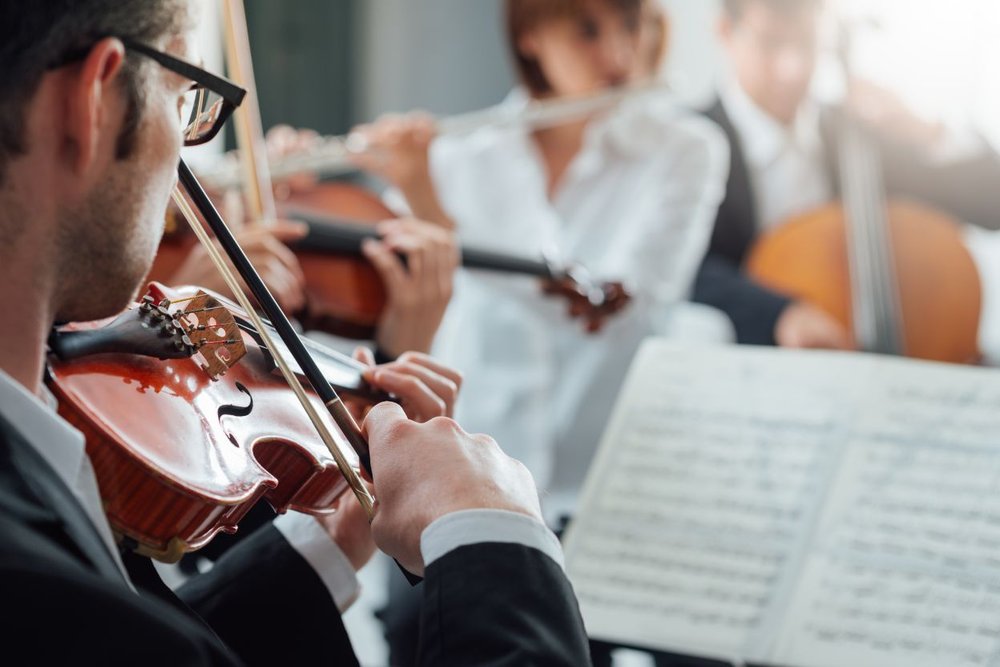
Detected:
[704,99,762,263]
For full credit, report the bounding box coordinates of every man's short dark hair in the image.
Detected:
[723,0,823,20]
[0,0,187,181]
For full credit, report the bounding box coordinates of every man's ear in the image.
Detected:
[63,37,127,175]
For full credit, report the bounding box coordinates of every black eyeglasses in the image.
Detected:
[49,37,247,147]
[118,37,246,147]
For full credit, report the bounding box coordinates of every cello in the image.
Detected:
[745,26,981,364]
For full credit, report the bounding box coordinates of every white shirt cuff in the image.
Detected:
[272,511,360,613]
[420,509,565,570]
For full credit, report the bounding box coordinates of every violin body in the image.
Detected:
[280,182,392,337]
[47,284,368,562]
[152,180,631,339]
[149,185,389,339]
[747,199,981,363]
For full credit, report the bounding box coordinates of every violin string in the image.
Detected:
[182,306,230,316]
[169,186,376,517]
[166,295,201,305]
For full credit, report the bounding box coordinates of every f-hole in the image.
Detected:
[218,382,254,447]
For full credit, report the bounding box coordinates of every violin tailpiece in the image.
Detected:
[174,291,248,380]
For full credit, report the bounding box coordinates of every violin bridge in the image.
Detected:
[171,292,248,380]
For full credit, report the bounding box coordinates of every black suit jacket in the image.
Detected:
[0,413,591,666]
[693,98,1000,345]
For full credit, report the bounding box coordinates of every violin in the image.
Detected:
[152,185,632,339]
[47,282,382,562]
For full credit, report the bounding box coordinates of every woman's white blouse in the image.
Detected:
[391,91,729,521]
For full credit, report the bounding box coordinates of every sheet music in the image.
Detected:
[564,341,1000,667]
[773,359,1000,667]
[563,341,860,663]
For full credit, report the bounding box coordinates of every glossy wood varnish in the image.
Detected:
[49,312,356,562]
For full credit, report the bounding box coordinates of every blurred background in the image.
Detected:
[185,2,1000,664]
[191,0,1000,148]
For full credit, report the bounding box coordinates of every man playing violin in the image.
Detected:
[0,1,590,664]
[693,0,1000,349]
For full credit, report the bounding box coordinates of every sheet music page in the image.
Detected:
[563,341,864,664]
[773,357,1000,667]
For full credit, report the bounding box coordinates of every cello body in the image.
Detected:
[747,199,981,364]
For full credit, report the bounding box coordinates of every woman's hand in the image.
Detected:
[350,114,455,229]
[350,112,436,191]
[265,124,322,199]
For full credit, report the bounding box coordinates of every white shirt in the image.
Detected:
[0,369,563,610]
[394,90,728,523]
[719,77,832,231]
[0,369,136,592]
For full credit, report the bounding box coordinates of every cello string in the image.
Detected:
[857,123,882,348]
[860,121,903,353]
[864,125,894,352]
[169,185,376,517]
[844,117,875,350]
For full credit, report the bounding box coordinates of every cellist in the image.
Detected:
[692,0,1000,349]
[0,1,590,664]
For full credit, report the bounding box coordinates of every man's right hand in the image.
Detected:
[775,301,852,350]
[362,403,543,576]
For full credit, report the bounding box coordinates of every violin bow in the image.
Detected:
[171,166,376,518]
[220,0,278,226]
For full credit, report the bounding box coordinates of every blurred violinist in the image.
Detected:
[353,0,726,513]
[350,0,729,664]
[693,0,1000,349]
[0,1,591,664]
[164,126,459,361]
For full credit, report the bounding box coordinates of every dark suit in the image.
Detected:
[0,413,591,666]
[693,98,1000,345]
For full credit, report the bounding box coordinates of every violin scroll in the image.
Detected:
[542,264,632,333]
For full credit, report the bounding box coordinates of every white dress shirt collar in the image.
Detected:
[719,75,832,231]
[720,75,825,172]
[0,368,135,590]
[0,369,87,492]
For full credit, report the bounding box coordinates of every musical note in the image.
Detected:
[773,358,1000,667]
